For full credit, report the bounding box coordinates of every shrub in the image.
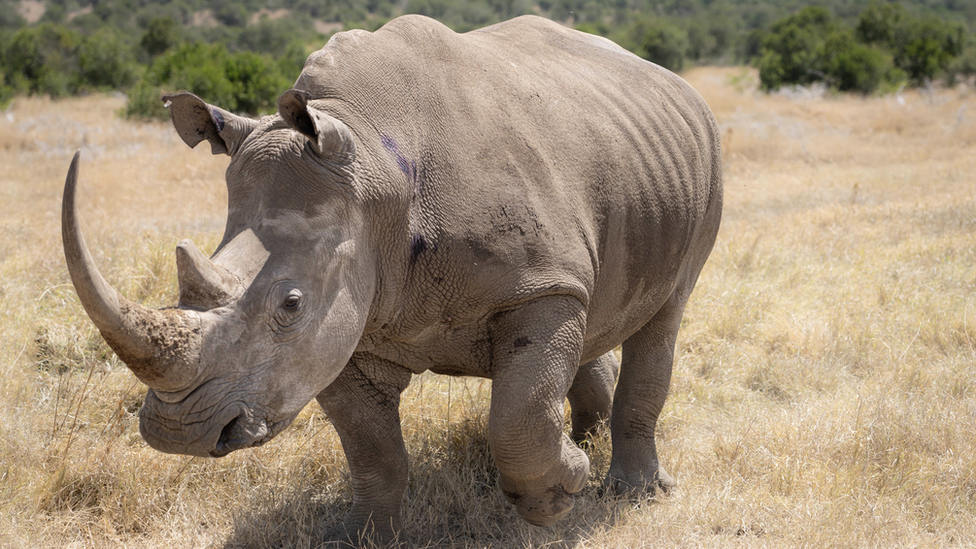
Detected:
[639,20,689,71]
[615,18,688,72]
[856,2,966,85]
[125,42,292,120]
[758,7,835,91]
[79,27,137,91]
[855,1,904,46]
[140,17,180,58]
[760,4,967,93]
[894,17,966,84]
[945,42,976,85]
[2,23,81,98]
[820,31,890,94]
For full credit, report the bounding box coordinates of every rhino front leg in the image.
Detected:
[488,295,590,526]
[316,354,412,544]
[567,351,618,444]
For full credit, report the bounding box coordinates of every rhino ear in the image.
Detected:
[277,89,356,164]
[162,92,257,156]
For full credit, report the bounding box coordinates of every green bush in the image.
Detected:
[125,42,293,120]
[758,7,835,91]
[759,4,966,93]
[79,27,137,91]
[820,31,891,94]
[140,17,180,59]
[894,17,965,84]
[686,19,733,62]
[856,2,965,84]
[3,23,81,98]
[945,41,976,85]
[615,18,689,71]
[0,65,17,108]
[855,1,903,46]
[640,21,689,71]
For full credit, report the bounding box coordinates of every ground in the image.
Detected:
[0,67,974,547]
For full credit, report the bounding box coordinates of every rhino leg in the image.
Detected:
[603,290,688,496]
[487,295,590,527]
[316,354,412,545]
[567,351,618,444]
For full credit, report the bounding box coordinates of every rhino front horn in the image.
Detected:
[61,151,202,392]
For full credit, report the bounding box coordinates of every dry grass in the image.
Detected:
[1,68,974,547]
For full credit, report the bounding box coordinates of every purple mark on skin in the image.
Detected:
[383,135,431,263]
[410,233,428,262]
[381,135,421,193]
[211,108,225,132]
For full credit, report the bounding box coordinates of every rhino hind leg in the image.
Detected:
[567,352,618,444]
[487,295,591,527]
[603,288,689,497]
[315,355,412,545]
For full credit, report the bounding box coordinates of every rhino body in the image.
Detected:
[63,15,722,540]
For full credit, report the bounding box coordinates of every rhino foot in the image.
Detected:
[336,515,407,548]
[505,485,580,527]
[602,466,676,498]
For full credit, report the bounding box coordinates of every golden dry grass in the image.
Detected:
[1,68,974,547]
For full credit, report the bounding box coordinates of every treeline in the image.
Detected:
[758,4,975,93]
[0,0,974,116]
[0,1,317,116]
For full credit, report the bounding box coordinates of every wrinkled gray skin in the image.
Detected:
[62,15,721,543]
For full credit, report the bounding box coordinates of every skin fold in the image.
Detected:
[62,14,722,544]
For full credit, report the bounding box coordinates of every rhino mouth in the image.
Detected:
[211,414,270,457]
[140,389,297,457]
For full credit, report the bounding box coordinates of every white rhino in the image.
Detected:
[62,14,722,542]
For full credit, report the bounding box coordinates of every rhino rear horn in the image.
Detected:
[176,240,242,310]
[62,151,201,392]
[163,92,257,156]
[277,89,357,163]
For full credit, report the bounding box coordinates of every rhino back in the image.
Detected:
[297,15,722,366]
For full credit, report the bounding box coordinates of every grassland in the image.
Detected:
[0,67,974,548]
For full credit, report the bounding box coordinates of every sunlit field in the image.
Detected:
[1,67,974,548]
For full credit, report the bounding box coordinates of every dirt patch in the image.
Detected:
[17,0,45,23]
[313,20,343,35]
[249,8,290,24]
[67,5,92,20]
[190,9,218,28]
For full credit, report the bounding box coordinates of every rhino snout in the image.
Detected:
[139,390,287,457]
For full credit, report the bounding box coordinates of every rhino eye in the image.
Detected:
[283,290,302,310]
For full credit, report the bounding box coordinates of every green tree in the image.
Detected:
[894,17,965,83]
[616,18,689,71]
[856,1,904,46]
[126,42,292,120]
[640,21,689,71]
[140,17,180,58]
[79,26,137,91]
[2,23,81,98]
[857,2,965,84]
[820,31,891,93]
[945,40,976,85]
[758,7,835,90]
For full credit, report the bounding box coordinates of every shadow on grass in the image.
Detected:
[220,417,638,548]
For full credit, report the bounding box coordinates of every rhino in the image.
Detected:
[62,14,722,542]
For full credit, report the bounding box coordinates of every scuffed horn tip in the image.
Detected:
[61,151,203,392]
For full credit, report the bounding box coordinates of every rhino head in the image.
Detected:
[62,91,375,457]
